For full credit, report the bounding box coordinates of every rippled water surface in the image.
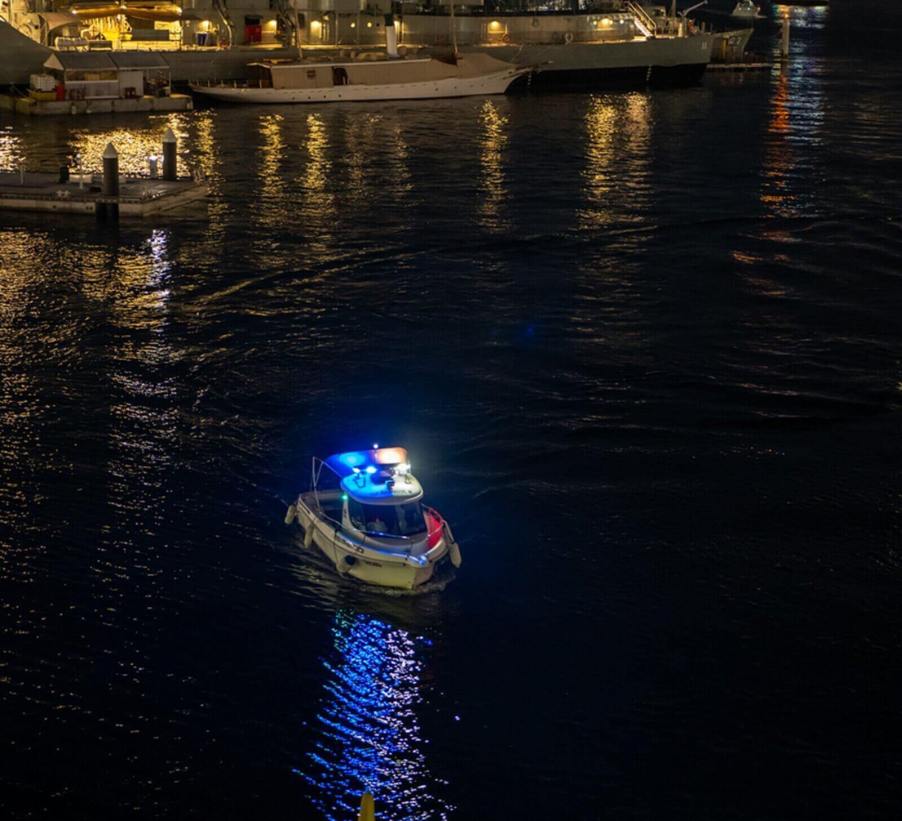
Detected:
[2,2,902,818]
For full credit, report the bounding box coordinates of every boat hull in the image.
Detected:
[292,498,453,590]
[191,66,526,104]
[467,35,714,90]
[0,20,51,87]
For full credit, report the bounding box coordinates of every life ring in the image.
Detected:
[563,31,574,44]
[501,32,511,44]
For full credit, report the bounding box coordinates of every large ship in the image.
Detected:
[0,0,714,89]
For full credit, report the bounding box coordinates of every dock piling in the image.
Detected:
[163,128,177,181]
[781,13,791,60]
[99,142,120,221]
[102,143,119,198]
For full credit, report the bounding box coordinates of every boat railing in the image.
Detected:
[625,1,658,37]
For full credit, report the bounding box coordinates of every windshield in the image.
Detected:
[348,499,426,537]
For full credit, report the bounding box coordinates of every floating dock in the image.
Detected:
[0,171,208,218]
[0,93,193,117]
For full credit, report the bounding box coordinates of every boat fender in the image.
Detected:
[502,33,511,44]
[304,526,315,549]
[449,540,462,569]
[284,504,297,525]
[563,32,574,45]
[338,554,356,574]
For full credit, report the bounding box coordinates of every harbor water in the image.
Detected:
[2,2,901,818]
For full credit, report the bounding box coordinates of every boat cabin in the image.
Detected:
[247,61,351,90]
[317,447,430,540]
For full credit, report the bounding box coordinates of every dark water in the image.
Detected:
[2,3,902,818]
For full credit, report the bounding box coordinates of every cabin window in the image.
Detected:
[348,498,366,531]
[347,500,426,537]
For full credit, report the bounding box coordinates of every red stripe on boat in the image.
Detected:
[425,509,444,549]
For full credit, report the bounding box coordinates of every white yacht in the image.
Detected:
[191,52,527,104]
[285,447,461,590]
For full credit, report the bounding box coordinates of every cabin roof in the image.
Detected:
[44,52,116,71]
[340,473,424,505]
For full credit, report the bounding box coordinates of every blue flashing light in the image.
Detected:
[338,451,367,469]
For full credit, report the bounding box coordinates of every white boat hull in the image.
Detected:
[191,66,526,104]
[291,496,457,590]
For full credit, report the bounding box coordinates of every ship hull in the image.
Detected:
[465,35,713,90]
[192,63,527,104]
[521,60,709,91]
[0,21,51,87]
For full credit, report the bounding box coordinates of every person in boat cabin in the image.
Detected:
[367,515,388,533]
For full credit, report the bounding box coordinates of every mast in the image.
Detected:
[292,0,302,52]
[449,0,458,59]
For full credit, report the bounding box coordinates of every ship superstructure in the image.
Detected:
[1,0,714,88]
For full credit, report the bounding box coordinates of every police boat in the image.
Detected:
[285,447,461,590]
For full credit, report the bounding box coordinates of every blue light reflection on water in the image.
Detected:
[294,610,452,821]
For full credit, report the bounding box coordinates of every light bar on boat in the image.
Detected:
[325,447,410,478]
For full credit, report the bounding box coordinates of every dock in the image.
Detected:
[0,93,193,117]
[0,128,208,220]
[0,172,208,218]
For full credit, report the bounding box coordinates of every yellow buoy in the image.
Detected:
[358,791,375,821]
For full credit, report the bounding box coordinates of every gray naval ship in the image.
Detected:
[0,0,716,90]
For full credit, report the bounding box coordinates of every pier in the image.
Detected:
[0,172,208,217]
[0,93,193,117]
[0,130,208,220]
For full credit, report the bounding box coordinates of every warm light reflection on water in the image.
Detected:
[478,100,510,233]
[387,122,413,198]
[579,93,649,230]
[580,96,616,226]
[761,69,793,215]
[297,610,452,821]
[761,38,824,219]
[259,113,286,203]
[345,113,382,195]
[300,113,337,253]
[0,127,24,170]
[192,111,218,180]
[71,128,167,175]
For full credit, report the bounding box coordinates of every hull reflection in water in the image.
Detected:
[295,610,452,820]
